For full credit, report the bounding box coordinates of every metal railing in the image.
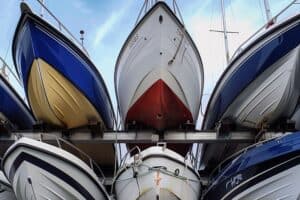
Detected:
[208,132,286,181]
[185,150,197,170]
[135,0,184,25]
[34,0,90,57]
[231,0,299,61]
[0,57,22,86]
[119,142,199,171]
[20,133,106,184]
[119,146,141,169]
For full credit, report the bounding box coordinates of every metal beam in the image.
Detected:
[163,131,255,143]
[3,130,255,144]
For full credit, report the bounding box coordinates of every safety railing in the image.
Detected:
[119,146,141,169]
[135,0,185,25]
[25,133,107,184]
[209,132,286,182]
[0,57,22,87]
[231,0,299,61]
[34,0,90,57]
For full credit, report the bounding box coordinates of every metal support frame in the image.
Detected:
[0,130,257,144]
[0,130,283,187]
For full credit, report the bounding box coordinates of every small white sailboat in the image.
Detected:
[2,137,110,200]
[113,145,201,200]
[0,171,16,200]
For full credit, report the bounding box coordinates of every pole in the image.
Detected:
[263,0,272,22]
[40,0,45,17]
[221,0,230,64]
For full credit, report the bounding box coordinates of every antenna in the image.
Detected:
[210,0,239,64]
[80,30,85,46]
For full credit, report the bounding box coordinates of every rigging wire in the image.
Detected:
[3,40,11,62]
[173,0,185,26]
[228,0,237,29]
[258,0,266,23]
[208,0,219,88]
[228,0,239,52]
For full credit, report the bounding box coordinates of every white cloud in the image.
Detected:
[93,0,134,48]
[72,0,93,15]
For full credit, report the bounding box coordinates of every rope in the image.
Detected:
[116,163,199,183]
[134,167,141,196]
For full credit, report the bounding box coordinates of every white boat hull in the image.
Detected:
[114,146,201,200]
[230,164,300,200]
[203,133,300,200]
[201,49,300,174]
[115,2,203,130]
[0,172,16,200]
[203,14,300,131]
[2,138,110,200]
[201,15,300,175]
[224,45,300,128]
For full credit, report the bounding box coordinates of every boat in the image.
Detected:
[201,0,300,174]
[0,171,16,200]
[2,137,110,200]
[0,57,35,131]
[113,145,201,200]
[203,131,300,200]
[203,2,300,131]
[13,2,115,130]
[115,0,204,131]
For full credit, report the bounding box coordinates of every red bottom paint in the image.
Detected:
[126,79,193,130]
[126,79,194,156]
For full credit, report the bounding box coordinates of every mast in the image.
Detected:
[210,0,238,64]
[221,0,230,64]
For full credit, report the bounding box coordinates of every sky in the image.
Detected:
[0,0,299,128]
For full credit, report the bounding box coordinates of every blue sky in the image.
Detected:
[0,0,299,127]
